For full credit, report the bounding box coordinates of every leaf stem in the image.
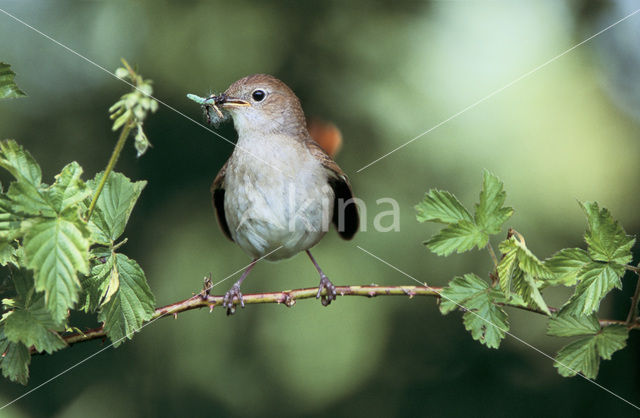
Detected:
[487,242,499,268]
[86,121,133,220]
[625,265,640,325]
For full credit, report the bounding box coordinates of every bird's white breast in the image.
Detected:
[224,133,334,261]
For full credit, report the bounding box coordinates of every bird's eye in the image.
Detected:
[252,89,266,102]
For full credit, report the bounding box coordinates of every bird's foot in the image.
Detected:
[223,283,245,315]
[316,274,337,306]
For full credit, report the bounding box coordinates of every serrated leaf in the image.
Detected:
[0,140,41,187]
[547,313,600,337]
[0,201,23,242]
[580,201,635,265]
[81,251,119,312]
[439,273,489,314]
[595,325,628,360]
[554,336,599,378]
[512,270,551,315]
[545,248,591,286]
[22,215,90,322]
[562,262,624,315]
[44,162,91,213]
[3,295,66,354]
[474,170,513,235]
[0,62,27,99]
[415,189,472,224]
[0,241,17,266]
[462,291,509,349]
[497,240,517,295]
[6,181,52,217]
[0,329,30,385]
[497,236,552,311]
[439,273,509,348]
[501,236,552,277]
[87,172,146,243]
[514,240,553,280]
[426,220,487,256]
[98,253,155,346]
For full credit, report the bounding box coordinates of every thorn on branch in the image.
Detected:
[283,294,295,307]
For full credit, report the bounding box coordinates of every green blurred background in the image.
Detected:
[1,0,640,416]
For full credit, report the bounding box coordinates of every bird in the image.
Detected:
[197,74,359,313]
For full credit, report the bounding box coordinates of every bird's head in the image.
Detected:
[217,74,307,137]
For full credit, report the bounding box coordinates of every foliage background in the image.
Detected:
[1,0,640,416]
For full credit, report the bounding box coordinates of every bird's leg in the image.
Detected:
[223,258,258,315]
[306,250,337,306]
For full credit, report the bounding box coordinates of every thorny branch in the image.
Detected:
[34,282,640,354]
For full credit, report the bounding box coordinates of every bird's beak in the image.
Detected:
[217,94,250,108]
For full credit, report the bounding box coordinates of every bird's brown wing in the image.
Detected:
[305,138,359,240]
[211,160,233,241]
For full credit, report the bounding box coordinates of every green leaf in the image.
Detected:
[22,215,91,322]
[0,241,17,266]
[0,201,23,242]
[514,241,553,280]
[580,201,635,265]
[562,262,624,315]
[425,220,487,256]
[474,170,513,235]
[81,249,119,312]
[462,290,509,349]
[496,239,517,295]
[44,162,91,213]
[497,236,552,314]
[512,270,550,315]
[87,172,146,244]
[554,336,598,378]
[0,329,30,385]
[6,181,52,217]
[439,273,489,314]
[439,273,509,348]
[552,325,628,379]
[500,236,552,277]
[98,253,155,346]
[545,248,591,286]
[547,313,600,337]
[3,295,66,354]
[595,325,628,360]
[415,189,472,224]
[0,140,41,187]
[0,62,27,99]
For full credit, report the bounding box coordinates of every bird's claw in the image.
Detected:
[223,283,245,315]
[316,275,337,306]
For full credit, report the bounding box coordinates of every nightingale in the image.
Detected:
[192,74,359,313]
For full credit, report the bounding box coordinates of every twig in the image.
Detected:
[624,264,640,273]
[37,283,638,354]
